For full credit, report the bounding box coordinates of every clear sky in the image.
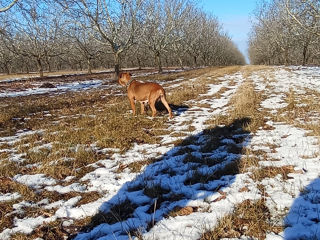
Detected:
[199,0,258,63]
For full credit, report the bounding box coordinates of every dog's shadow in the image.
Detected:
[72,117,252,239]
[155,101,189,116]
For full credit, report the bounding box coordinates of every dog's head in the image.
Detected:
[118,72,132,86]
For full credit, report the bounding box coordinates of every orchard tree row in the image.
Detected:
[249,0,320,65]
[0,0,245,77]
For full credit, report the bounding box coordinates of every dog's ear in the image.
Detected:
[119,73,123,78]
[129,73,132,76]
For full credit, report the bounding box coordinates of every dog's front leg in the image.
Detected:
[129,98,136,115]
[140,102,145,115]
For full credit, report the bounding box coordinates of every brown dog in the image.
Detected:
[118,72,173,118]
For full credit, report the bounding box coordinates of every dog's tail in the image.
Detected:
[158,88,166,97]
[158,88,173,118]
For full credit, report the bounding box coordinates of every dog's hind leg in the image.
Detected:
[148,93,158,117]
[149,100,157,117]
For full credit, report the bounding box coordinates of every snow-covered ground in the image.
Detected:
[0,66,319,240]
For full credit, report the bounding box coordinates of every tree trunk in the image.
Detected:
[155,52,162,73]
[87,58,92,74]
[45,57,51,72]
[284,48,289,66]
[178,57,184,69]
[37,58,44,77]
[114,53,120,80]
[78,61,83,71]
[302,45,308,66]
[4,63,11,75]
[193,55,197,67]
[137,57,142,70]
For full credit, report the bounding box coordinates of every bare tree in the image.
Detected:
[60,0,143,78]
[169,7,202,69]
[64,22,103,74]
[0,0,246,74]
[249,0,320,65]
[0,39,15,73]
[185,12,208,67]
[286,0,320,37]
[0,0,18,12]
[141,0,193,72]
[198,16,222,65]
[1,0,66,77]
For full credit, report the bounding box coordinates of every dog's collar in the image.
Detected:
[126,78,134,89]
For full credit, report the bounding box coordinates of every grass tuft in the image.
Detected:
[86,199,138,229]
[201,199,282,240]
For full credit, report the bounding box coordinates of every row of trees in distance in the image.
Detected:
[249,0,320,65]
[0,0,245,77]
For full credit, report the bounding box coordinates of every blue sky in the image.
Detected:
[199,0,258,63]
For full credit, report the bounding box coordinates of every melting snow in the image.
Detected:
[0,66,320,240]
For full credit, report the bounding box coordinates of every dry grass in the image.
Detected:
[200,66,292,239]
[268,78,320,140]
[0,177,37,202]
[0,68,116,82]
[0,90,115,135]
[116,158,156,173]
[181,66,267,192]
[205,71,265,134]
[0,201,15,232]
[0,65,300,239]
[201,199,282,240]
[167,206,196,218]
[88,199,138,227]
[2,67,234,238]
[252,165,297,181]
[11,220,69,240]
[184,161,240,186]
[228,80,264,132]
[136,67,223,82]
[167,66,242,106]
[0,93,170,181]
[238,149,260,172]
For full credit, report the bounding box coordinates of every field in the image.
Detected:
[0,65,319,240]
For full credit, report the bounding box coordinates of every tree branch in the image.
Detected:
[0,0,19,12]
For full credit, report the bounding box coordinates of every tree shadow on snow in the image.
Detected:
[72,117,252,240]
[284,178,320,240]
